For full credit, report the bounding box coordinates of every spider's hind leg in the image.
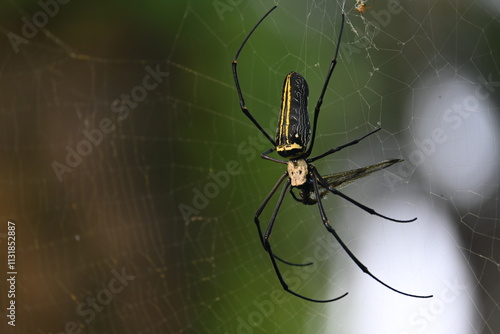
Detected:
[255,173,313,267]
[261,175,347,302]
[310,167,432,299]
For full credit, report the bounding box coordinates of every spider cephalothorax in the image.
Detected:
[287,160,308,187]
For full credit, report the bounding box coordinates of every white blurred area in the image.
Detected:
[408,70,499,207]
[325,70,499,333]
[329,196,478,334]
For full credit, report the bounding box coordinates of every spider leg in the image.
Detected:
[308,128,381,163]
[289,187,303,203]
[232,6,278,147]
[289,183,320,205]
[311,166,416,223]
[261,147,287,165]
[255,172,312,267]
[310,169,432,298]
[306,13,345,157]
[265,242,348,303]
[262,178,348,303]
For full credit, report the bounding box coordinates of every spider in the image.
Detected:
[354,0,371,14]
[232,6,432,303]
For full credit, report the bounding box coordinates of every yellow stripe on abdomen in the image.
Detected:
[279,73,292,144]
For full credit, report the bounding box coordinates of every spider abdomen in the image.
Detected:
[276,72,311,158]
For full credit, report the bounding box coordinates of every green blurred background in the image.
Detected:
[0,0,499,333]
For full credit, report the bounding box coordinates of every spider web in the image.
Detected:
[0,0,499,333]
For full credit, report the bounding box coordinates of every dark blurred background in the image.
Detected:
[0,1,499,333]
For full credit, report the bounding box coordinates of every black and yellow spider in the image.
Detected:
[232,6,432,303]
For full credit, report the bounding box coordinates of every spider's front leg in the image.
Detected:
[232,6,278,147]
